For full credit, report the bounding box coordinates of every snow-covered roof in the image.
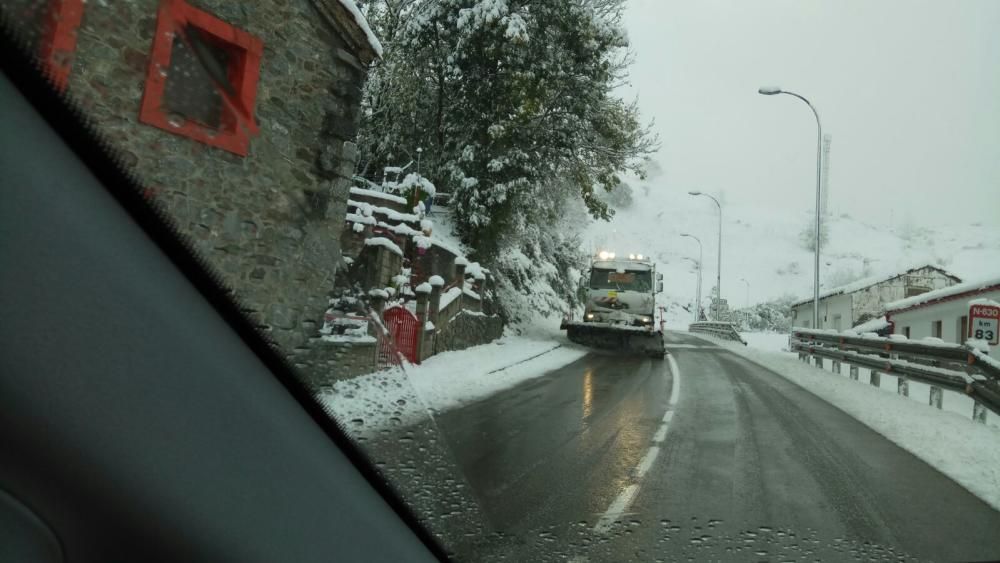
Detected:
[364,237,403,257]
[851,315,890,333]
[439,286,463,310]
[348,200,420,223]
[791,265,960,308]
[885,275,1000,313]
[350,187,407,205]
[324,0,382,62]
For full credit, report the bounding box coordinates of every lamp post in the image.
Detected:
[687,192,722,320]
[682,258,702,322]
[680,234,703,322]
[758,86,823,329]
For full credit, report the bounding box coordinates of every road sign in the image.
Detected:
[969,302,1000,345]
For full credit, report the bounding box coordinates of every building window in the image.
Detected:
[931,320,942,339]
[959,316,968,344]
[139,0,263,156]
[39,0,85,91]
[904,286,930,298]
[902,326,910,338]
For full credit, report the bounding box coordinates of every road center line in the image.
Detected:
[593,485,639,533]
[667,353,681,409]
[636,445,661,477]
[593,353,682,534]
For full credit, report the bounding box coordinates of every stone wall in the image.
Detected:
[294,339,377,392]
[40,0,371,352]
[435,310,504,354]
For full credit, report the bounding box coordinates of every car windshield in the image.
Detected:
[590,269,652,292]
[6,0,1000,561]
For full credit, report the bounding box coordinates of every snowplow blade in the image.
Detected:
[563,321,665,358]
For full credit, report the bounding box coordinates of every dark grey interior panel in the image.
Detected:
[0,72,437,563]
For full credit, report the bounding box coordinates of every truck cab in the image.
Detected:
[583,254,663,327]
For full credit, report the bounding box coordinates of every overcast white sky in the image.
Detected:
[621,0,1000,227]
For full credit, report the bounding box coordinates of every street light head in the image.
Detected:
[687,190,701,196]
[758,86,782,95]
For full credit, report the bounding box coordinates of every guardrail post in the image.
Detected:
[814,356,823,369]
[929,386,942,409]
[798,352,808,363]
[849,365,859,381]
[897,376,909,397]
[869,370,881,387]
[973,402,987,424]
[832,360,841,374]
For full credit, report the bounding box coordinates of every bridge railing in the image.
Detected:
[790,328,1000,422]
[689,322,747,345]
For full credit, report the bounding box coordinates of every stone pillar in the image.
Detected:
[929,386,943,409]
[897,376,909,397]
[849,365,859,381]
[414,285,430,363]
[869,370,881,387]
[453,258,468,287]
[453,257,467,311]
[368,288,386,315]
[973,401,987,424]
[428,275,445,327]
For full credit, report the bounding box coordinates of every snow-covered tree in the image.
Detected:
[355,0,655,320]
[357,0,655,254]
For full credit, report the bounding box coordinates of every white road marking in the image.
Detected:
[652,423,668,442]
[664,343,716,349]
[636,445,661,478]
[593,353,683,534]
[593,485,639,533]
[667,354,681,408]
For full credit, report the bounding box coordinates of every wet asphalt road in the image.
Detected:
[427,331,1000,562]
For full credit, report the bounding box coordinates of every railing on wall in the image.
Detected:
[790,328,1000,422]
[689,322,747,344]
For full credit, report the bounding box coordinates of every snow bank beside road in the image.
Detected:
[319,335,586,434]
[697,333,1000,512]
[741,331,791,354]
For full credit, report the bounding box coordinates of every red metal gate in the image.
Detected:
[379,306,420,365]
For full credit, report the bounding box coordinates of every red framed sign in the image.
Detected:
[969,302,999,345]
[139,0,263,156]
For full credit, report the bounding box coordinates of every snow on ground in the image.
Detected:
[694,332,1000,511]
[741,331,791,353]
[319,330,586,436]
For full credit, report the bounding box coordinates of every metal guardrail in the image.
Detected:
[689,322,747,345]
[790,328,1000,421]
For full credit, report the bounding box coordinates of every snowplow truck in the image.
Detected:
[561,253,665,358]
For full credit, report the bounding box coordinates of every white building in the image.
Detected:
[791,265,961,330]
[885,276,1000,355]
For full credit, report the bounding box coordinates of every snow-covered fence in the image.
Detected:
[689,322,747,345]
[790,329,1000,423]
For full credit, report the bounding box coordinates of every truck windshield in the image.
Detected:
[590,269,652,291]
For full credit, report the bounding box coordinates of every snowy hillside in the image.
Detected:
[586,173,1000,327]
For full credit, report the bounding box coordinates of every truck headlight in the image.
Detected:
[586,313,595,320]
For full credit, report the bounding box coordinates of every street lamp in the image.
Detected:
[758,86,823,329]
[739,278,750,309]
[687,191,722,320]
[680,234,703,322]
